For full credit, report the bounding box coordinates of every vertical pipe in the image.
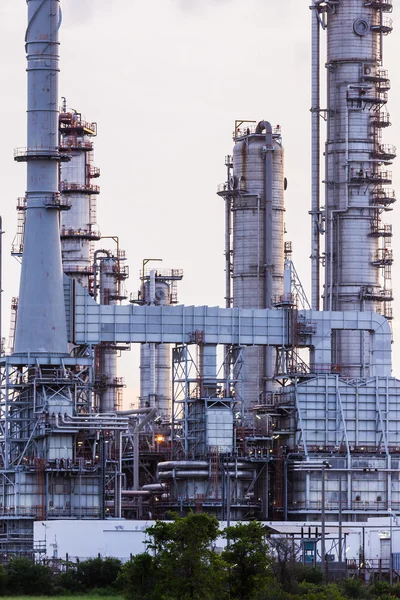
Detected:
[224,167,232,397]
[263,123,274,310]
[148,270,156,407]
[390,512,393,586]
[149,344,156,407]
[283,458,288,521]
[225,162,232,310]
[114,432,122,518]
[226,469,231,527]
[321,467,326,580]
[149,270,156,304]
[225,198,231,308]
[260,122,274,395]
[0,216,2,355]
[311,2,321,311]
[338,474,343,564]
[133,430,139,491]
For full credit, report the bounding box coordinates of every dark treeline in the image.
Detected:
[2,513,400,599]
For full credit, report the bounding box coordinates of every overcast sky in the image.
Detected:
[0,1,399,406]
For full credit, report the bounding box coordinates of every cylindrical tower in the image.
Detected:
[227,121,285,415]
[322,0,395,376]
[14,0,68,355]
[59,104,101,292]
[98,256,128,412]
[140,274,172,418]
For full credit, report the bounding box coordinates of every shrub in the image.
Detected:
[76,556,122,591]
[6,557,54,595]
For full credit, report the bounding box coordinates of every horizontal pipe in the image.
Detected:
[158,470,254,480]
[141,483,166,492]
[158,461,209,470]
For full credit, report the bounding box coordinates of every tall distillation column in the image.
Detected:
[219,122,285,418]
[98,255,128,412]
[59,103,101,292]
[320,0,395,376]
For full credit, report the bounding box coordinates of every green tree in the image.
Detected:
[76,556,122,591]
[6,557,54,595]
[222,521,271,600]
[268,536,303,593]
[53,567,84,594]
[119,553,157,600]
[145,512,227,600]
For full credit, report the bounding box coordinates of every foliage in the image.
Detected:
[222,521,271,600]
[340,577,365,599]
[369,580,400,599]
[6,520,400,600]
[0,565,6,596]
[53,568,84,594]
[291,565,324,585]
[76,557,122,591]
[118,553,156,600]
[296,581,348,600]
[268,536,303,592]
[145,512,227,600]
[5,558,54,595]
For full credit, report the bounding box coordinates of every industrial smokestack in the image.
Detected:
[14,0,68,355]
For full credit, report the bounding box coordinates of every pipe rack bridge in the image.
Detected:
[68,281,392,377]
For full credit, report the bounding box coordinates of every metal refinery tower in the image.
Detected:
[2,0,400,557]
[312,0,395,377]
[0,0,130,554]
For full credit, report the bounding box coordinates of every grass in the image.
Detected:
[1,597,123,600]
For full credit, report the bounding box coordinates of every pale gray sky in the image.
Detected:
[0,1,399,406]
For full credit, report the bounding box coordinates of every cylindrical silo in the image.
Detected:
[231,122,285,415]
[323,1,395,376]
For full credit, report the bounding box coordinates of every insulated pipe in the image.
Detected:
[158,461,209,470]
[149,270,156,304]
[148,270,156,408]
[225,160,232,309]
[311,1,321,311]
[121,490,150,496]
[141,483,166,492]
[256,121,274,394]
[149,344,156,407]
[117,408,156,416]
[114,431,122,518]
[158,470,254,480]
[15,0,68,355]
